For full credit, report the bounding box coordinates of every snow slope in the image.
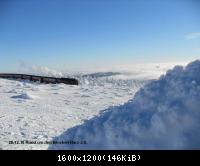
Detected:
[49,60,200,150]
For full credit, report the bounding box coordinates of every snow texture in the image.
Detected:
[49,60,200,150]
[0,71,146,149]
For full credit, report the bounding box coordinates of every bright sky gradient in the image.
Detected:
[0,0,200,72]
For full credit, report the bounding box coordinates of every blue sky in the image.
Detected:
[0,0,200,72]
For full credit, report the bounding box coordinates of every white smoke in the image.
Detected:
[49,60,200,150]
[18,61,63,77]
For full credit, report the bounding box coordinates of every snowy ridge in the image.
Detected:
[82,72,121,78]
[49,60,200,150]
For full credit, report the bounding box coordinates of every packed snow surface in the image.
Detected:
[0,61,194,150]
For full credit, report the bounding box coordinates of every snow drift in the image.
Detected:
[49,60,200,150]
[11,92,38,100]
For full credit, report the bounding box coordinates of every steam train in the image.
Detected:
[0,73,78,85]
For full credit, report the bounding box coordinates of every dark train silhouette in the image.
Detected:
[0,73,78,85]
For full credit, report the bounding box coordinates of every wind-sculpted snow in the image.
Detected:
[49,60,200,150]
[78,75,148,88]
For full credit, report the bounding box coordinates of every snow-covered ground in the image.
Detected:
[0,61,190,150]
[49,60,200,150]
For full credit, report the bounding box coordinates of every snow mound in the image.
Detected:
[11,92,38,100]
[49,60,200,150]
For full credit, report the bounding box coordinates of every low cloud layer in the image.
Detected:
[49,60,200,149]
